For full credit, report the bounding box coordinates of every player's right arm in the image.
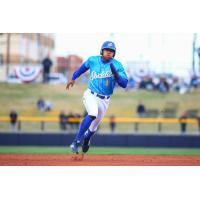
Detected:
[66,61,90,90]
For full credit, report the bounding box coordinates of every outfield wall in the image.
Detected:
[0,132,200,147]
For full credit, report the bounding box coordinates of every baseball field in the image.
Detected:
[1,84,200,165]
[0,146,200,166]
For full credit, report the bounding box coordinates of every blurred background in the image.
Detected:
[0,33,200,135]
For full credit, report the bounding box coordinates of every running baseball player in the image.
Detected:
[66,41,128,154]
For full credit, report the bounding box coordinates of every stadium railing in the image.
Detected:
[0,116,199,132]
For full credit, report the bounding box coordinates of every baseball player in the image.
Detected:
[66,41,128,154]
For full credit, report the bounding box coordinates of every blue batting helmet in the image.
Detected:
[100,41,116,57]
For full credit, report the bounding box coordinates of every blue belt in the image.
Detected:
[91,91,110,99]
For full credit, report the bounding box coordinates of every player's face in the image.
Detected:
[102,49,115,60]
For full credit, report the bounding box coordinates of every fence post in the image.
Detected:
[134,122,138,132]
[198,123,200,134]
[18,121,21,131]
[197,118,200,134]
[41,121,45,131]
[158,123,162,132]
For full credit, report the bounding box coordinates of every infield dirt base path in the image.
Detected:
[1,154,200,166]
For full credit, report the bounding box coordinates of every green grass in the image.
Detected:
[0,83,200,133]
[1,83,200,117]
[0,146,200,156]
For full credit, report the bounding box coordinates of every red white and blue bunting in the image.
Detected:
[15,66,41,83]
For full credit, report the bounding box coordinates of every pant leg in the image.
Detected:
[82,89,98,117]
[89,97,110,132]
[73,89,99,142]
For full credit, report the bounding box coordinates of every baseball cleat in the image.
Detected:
[70,140,80,154]
[82,138,90,153]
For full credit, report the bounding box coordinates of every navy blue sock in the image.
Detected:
[84,129,95,141]
[75,115,96,142]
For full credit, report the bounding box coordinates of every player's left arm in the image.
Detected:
[66,59,90,90]
[110,63,128,88]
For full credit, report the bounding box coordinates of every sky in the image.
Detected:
[55,33,198,77]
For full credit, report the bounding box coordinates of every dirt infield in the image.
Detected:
[1,154,200,166]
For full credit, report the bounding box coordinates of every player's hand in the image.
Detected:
[110,63,119,79]
[110,63,117,74]
[66,80,75,90]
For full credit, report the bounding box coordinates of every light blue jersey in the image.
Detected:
[84,56,128,96]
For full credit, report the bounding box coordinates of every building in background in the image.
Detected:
[66,55,83,80]
[56,55,83,81]
[56,56,68,74]
[0,33,55,81]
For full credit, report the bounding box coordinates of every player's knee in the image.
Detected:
[88,115,96,120]
[87,110,98,118]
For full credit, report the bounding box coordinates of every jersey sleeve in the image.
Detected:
[116,62,128,80]
[71,57,94,80]
[71,62,89,80]
[83,56,93,69]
